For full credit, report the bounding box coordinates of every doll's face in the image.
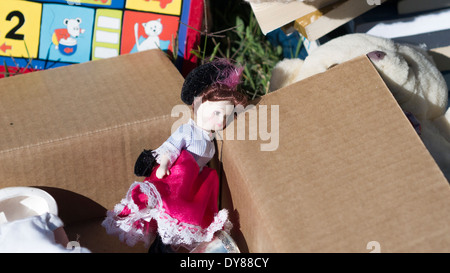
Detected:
[195,100,234,132]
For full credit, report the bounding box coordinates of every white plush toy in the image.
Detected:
[270,33,450,181]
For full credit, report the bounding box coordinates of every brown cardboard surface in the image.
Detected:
[0,49,186,252]
[219,56,450,252]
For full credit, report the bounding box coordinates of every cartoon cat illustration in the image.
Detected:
[134,19,163,52]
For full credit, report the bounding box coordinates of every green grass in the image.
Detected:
[192,1,285,100]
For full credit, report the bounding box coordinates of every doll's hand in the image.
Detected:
[156,164,171,179]
[156,154,171,179]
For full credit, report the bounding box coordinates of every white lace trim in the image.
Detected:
[102,181,232,249]
[151,143,180,169]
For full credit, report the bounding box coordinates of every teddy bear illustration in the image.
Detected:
[134,18,163,52]
[52,18,85,56]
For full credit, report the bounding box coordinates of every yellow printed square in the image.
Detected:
[125,0,182,16]
[0,0,42,58]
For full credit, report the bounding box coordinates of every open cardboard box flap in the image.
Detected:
[219,55,450,252]
[0,50,186,252]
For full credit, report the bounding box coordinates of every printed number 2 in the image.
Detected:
[367,241,381,253]
[6,11,25,40]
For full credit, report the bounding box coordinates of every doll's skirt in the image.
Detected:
[102,150,231,249]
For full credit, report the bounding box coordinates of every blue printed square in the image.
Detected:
[39,4,94,63]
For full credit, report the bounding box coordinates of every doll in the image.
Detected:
[102,59,248,252]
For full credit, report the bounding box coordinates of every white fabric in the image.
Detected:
[0,213,90,253]
[152,119,215,169]
[101,181,232,250]
[366,8,450,39]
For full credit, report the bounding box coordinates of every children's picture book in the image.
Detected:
[0,0,203,78]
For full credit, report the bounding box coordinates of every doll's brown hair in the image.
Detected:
[199,84,248,107]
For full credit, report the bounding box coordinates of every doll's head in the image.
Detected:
[181,59,248,131]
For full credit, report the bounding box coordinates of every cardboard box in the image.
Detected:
[219,56,450,252]
[2,48,450,253]
[248,0,339,35]
[0,49,187,252]
[293,0,388,41]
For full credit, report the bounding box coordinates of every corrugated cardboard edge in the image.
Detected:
[218,140,277,253]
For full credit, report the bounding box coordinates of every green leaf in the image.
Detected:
[3,60,10,78]
[235,16,244,38]
[210,42,221,60]
[190,49,202,59]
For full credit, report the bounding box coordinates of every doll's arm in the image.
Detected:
[152,123,191,178]
[152,142,180,170]
[155,154,171,179]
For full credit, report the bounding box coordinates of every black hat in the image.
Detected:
[181,59,240,105]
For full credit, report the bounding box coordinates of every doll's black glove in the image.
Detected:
[134,149,156,177]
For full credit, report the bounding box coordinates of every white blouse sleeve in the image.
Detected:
[152,123,192,168]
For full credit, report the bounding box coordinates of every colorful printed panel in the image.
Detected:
[126,0,182,15]
[0,0,42,59]
[121,10,179,55]
[92,9,123,60]
[39,4,95,63]
[0,0,203,78]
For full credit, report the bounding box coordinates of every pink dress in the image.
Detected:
[102,119,231,249]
